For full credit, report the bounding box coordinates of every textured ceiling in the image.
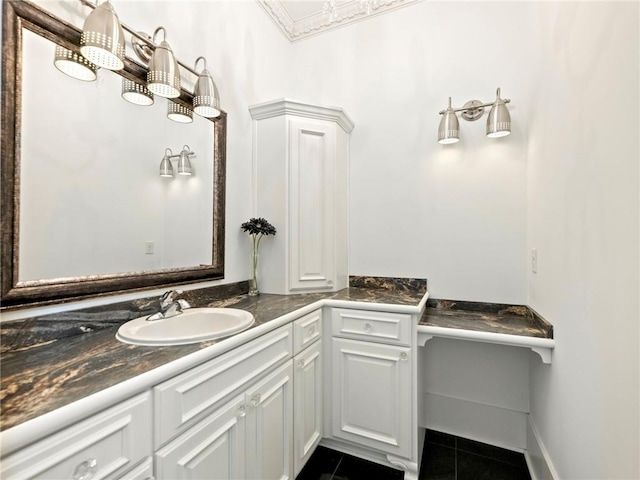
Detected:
[256,0,420,42]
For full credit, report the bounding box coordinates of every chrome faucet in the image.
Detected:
[147,289,191,321]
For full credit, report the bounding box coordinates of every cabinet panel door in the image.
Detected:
[246,361,294,480]
[288,118,336,292]
[293,341,323,476]
[331,338,411,458]
[155,394,246,480]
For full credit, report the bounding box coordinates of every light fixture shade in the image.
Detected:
[486,89,511,138]
[147,28,181,98]
[80,0,125,71]
[159,149,174,177]
[193,57,221,118]
[122,78,154,106]
[167,101,193,123]
[177,146,193,175]
[54,45,98,82]
[438,97,460,144]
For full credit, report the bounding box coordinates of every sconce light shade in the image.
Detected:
[193,57,221,118]
[438,97,460,144]
[80,0,125,71]
[147,27,181,98]
[177,145,193,175]
[122,78,154,106]
[159,148,174,177]
[167,101,193,123]
[486,88,511,138]
[54,45,98,82]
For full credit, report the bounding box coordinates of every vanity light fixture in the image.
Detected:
[167,101,193,123]
[438,87,511,144]
[53,45,98,82]
[147,27,181,99]
[159,146,195,178]
[193,57,221,118]
[80,0,125,71]
[121,78,154,106]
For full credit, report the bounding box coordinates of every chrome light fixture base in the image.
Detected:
[460,100,484,121]
[131,31,153,64]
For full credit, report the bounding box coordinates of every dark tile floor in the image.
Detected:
[295,430,531,480]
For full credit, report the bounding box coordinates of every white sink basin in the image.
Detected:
[116,308,255,346]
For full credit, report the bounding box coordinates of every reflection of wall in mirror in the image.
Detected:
[18,29,215,282]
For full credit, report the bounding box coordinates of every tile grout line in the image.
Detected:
[329,455,344,480]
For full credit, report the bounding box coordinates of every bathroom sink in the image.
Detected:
[116,308,255,346]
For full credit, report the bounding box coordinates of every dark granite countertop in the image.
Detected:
[420,299,553,339]
[0,277,427,431]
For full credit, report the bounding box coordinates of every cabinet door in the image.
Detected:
[331,338,411,458]
[155,394,246,480]
[293,340,323,476]
[245,361,294,480]
[288,118,336,292]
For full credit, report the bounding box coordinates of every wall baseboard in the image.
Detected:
[525,416,558,480]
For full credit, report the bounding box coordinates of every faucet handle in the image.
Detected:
[160,289,183,307]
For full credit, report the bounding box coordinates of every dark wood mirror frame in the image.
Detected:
[1,0,226,310]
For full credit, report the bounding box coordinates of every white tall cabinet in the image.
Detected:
[249,99,354,295]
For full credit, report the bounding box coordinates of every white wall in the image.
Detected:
[285,1,534,304]
[526,2,640,479]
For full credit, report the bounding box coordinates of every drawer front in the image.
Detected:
[293,309,322,355]
[116,457,153,480]
[154,324,293,448]
[331,308,411,346]
[1,392,152,480]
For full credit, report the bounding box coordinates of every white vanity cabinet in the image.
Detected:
[0,392,152,480]
[327,307,415,463]
[292,309,324,476]
[249,99,354,295]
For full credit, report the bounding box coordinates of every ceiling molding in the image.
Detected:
[256,0,421,42]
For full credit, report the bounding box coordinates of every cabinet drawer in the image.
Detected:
[116,457,153,480]
[1,392,152,480]
[293,309,322,355]
[154,324,292,448]
[331,308,411,346]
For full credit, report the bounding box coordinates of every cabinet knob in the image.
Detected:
[250,393,261,407]
[297,358,306,368]
[72,458,97,480]
[400,352,408,361]
[237,404,247,418]
[364,323,373,332]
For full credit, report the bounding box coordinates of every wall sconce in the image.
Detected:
[80,0,125,70]
[438,88,511,144]
[159,145,194,177]
[147,26,181,99]
[193,57,221,118]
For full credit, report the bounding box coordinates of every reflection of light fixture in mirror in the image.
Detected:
[147,26,180,98]
[53,45,98,82]
[122,79,154,106]
[177,145,193,175]
[486,88,511,138]
[437,87,511,144]
[167,101,193,123]
[437,97,460,144]
[159,148,174,177]
[159,146,195,178]
[193,57,221,118]
[80,0,125,71]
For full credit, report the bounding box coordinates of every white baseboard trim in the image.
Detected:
[526,415,559,480]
